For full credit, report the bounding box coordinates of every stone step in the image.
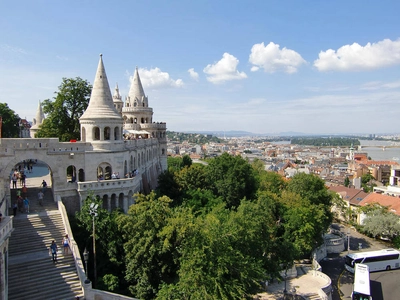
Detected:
[8,208,83,299]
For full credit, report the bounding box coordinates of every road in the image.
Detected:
[320,224,399,300]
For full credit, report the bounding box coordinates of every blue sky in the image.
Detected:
[1,0,400,135]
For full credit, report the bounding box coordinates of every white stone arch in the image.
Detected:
[97,162,112,180]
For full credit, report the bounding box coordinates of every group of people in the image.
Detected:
[49,234,70,262]
[11,169,26,189]
[12,180,47,216]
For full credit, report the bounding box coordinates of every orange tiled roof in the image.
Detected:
[359,193,400,216]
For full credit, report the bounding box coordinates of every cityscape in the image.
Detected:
[2,1,400,300]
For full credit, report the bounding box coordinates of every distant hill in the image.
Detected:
[182,130,308,137]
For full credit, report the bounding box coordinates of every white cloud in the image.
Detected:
[314,39,400,72]
[203,53,247,84]
[249,42,306,74]
[188,68,199,81]
[134,67,183,89]
[361,80,400,90]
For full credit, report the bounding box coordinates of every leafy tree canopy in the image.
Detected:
[36,77,92,141]
[0,103,20,138]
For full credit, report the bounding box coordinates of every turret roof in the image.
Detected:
[80,54,122,120]
[128,67,146,101]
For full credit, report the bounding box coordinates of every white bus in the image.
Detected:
[345,248,400,273]
[352,263,372,300]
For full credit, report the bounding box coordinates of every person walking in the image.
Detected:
[38,190,44,206]
[23,197,30,213]
[62,234,70,255]
[41,180,47,193]
[12,202,17,217]
[49,240,58,262]
[11,173,17,189]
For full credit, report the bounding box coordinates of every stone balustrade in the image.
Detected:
[77,177,138,192]
[0,216,13,246]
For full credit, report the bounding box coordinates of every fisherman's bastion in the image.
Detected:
[0,55,167,299]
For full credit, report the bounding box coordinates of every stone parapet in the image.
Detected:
[77,177,138,193]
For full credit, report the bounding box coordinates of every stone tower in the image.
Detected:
[30,101,45,138]
[79,54,124,150]
[112,83,123,114]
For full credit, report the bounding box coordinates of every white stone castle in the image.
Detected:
[0,54,167,214]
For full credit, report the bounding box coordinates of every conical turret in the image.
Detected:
[80,55,123,145]
[129,67,145,101]
[80,54,122,120]
[30,101,45,138]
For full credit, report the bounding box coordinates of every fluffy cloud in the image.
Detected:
[249,42,306,73]
[203,53,247,84]
[188,68,199,81]
[135,67,183,89]
[314,39,400,72]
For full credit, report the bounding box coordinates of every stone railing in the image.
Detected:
[0,138,92,154]
[77,177,138,193]
[312,270,332,300]
[0,216,13,246]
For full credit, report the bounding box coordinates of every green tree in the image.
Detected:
[0,103,20,138]
[344,176,350,187]
[206,153,257,209]
[158,201,273,299]
[75,192,126,292]
[118,192,175,299]
[36,77,92,141]
[361,173,376,192]
[363,208,400,239]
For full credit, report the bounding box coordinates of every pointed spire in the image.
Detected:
[128,66,146,101]
[34,101,45,125]
[113,83,121,100]
[80,54,121,120]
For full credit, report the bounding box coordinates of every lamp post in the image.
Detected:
[83,248,90,284]
[89,203,98,287]
[347,228,351,254]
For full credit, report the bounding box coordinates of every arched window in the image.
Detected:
[104,127,111,140]
[124,160,127,176]
[134,118,137,124]
[111,194,117,210]
[102,194,109,210]
[114,127,119,140]
[93,127,100,140]
[78,168,85,182]
[66,165,76,182]
[119,193,125,211]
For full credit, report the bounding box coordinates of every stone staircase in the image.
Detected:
[8,187,84,300]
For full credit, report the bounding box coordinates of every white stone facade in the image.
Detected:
[0,55,167,214]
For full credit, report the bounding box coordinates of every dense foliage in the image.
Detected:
[36,77,92,141]
[291,137,360,146]
[0,103,20,138]
[74,154,334,299]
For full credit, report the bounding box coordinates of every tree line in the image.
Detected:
[291,137,360,146]
[72,153,334,299]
